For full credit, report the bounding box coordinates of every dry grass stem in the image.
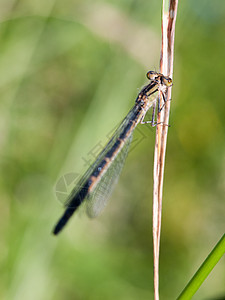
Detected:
[152,1,179,299]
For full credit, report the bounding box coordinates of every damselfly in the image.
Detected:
[53,71,172,235]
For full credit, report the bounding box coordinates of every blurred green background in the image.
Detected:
[0,0,225,299]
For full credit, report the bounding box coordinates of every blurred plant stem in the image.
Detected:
[177,234,225,299]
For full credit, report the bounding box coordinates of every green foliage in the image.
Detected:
[0,1,224,299]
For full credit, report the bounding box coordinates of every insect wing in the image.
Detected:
[86,134,133,218]
[65,106,137,212]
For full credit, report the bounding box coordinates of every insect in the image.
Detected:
[53,71,172,235]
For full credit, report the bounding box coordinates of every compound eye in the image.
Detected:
[147,71,157,80]
[162,77,173,87]
[166,78,173,86]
